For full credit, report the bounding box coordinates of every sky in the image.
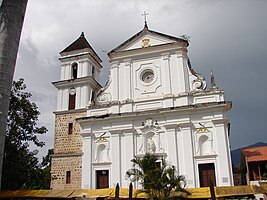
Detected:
[14,0,267,158]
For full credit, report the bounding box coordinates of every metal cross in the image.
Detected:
[142,11,149,22]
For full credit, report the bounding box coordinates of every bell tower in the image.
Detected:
[50,32,102,189]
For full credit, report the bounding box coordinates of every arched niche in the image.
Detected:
[94,138,110,163]
[97,144,106,162]
[199,135,210,155]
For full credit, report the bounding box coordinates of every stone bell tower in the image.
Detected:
[50,32,102,189]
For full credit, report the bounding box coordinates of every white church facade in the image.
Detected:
[51,23,233,190]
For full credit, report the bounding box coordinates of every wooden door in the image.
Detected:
[96,170,109,189]
[199,163,216,187]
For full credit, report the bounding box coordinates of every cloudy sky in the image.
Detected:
[14,0,267,158]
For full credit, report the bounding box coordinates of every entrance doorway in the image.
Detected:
[96,170,109,189]
[199,163,216,187]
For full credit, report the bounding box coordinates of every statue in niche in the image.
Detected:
[147,137,156,153]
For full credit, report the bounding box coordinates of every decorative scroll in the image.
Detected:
[192,76,207,91]
[97,92,111,103]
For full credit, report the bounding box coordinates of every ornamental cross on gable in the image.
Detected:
[142,11,149,22]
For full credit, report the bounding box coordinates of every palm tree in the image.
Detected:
[126,153,187,200]
[0,0,28,189]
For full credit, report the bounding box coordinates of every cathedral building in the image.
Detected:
[50,22,233,190]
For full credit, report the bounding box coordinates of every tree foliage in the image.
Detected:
[1,78,50,190]
[126,153,188,200]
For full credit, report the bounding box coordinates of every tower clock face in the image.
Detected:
[69,88,76,95]
[141,70,155,84]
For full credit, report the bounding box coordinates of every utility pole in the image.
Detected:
[0,0,28,189]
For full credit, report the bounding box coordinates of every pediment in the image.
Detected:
[124,33,176,51]
[108,25,188,55]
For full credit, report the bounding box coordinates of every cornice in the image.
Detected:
[59,48,102,66]
[163,124,178,129]
[53,108,87,115]
[51,152,83,158]
[52,76,102,90]
[109,42,187,61]
[78,101,232,123]
[178,122,193,128]
[212,118,230,125]
[92,161,112,166]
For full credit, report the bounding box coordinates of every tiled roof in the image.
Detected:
[60,32,102,62]
[61,32,91,53]
[241,146,267,162]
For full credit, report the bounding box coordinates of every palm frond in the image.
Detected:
[126,168,143,182]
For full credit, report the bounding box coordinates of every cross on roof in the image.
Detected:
[142,11,149,23]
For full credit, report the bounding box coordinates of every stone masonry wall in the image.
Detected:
[54,111,86,154]
[50,155,82,189]
[51,111,86,189]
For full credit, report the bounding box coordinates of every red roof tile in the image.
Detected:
[241,146,267,162]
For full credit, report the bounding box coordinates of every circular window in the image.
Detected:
[141,70,155,84]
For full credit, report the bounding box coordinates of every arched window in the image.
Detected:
[72,63,78,79]
[68,88,76,110]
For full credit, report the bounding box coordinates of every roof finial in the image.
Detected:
[142,11,149,29]
[80,32,85,37]
[210,70,218,90]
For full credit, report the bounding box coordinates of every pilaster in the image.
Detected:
[212,118,233,186]
[111,62,119,101]
[110,130,121,187]
[177,122,195,187]
[82,132,92,189]
[60,64,66,80]
[124,60,132,100]
[164,124,179,168]
[121,130,134,188]
[162,53,172,94]
[175,51,187,93]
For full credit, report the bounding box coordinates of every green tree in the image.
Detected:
[24,149,53,190]
[1,78,48,190]
[126,153,187,200]
[39,148,53,189]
